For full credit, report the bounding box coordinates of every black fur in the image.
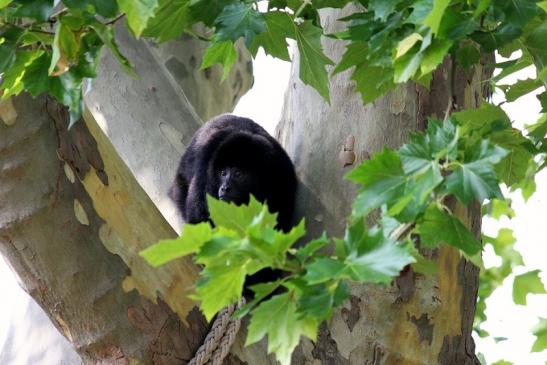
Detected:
[170,114,297,232]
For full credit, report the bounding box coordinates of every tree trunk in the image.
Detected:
[0,28,252,363]
[227,6,486,364]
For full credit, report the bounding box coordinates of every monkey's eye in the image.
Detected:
[221,170,227,177]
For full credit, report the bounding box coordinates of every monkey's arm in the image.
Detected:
[184,174,210,224]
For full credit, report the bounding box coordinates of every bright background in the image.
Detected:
[0,48,546,364]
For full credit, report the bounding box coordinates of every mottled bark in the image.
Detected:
[227,6,486,365]
[0,94,206,364]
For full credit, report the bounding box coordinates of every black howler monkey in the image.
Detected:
[170,114,297,232]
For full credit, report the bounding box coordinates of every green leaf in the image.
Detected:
[89,19,135,76]
[499,78,543,102]
[399,118,458,174]
[296,281,349,321]
[0,44,17,74]
[445,140,508,204]
[188,0,235,27]
[91,0,119,17]
[139,222,213,266]
[201,40,238,81]
[246,293,318,365]
[23,52,51,96]
[118,0,159,37]
[214,3,265,46]
[0,0,13,9]
[249,11,294,61]
[303,257,346,284]
[143,0,191,42]
[207,195,275,235]
[13,0,53,21]
[294,233,329,264]
[63,0,118,17]
[524,16,547,73]
[417,205,482,255]
[395,32,422,59]
[1,50,43,98]
[346,148,407,216]
[305,221,414,284]
[456,42,481,70]
[492,361,512,365]
[484,198,515,220]
[531,317,547,352]
[369,0,403,21]
[420,38,452,75]
[196,257,247,320]
[422,0,449,34]
[453,103,511,135]
[513,270,547,305]
[49,22,79,75]
[295,21,334,102]
[491,129,534,187]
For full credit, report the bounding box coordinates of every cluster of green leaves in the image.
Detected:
[141,196,415,364]
[141,106,541,363]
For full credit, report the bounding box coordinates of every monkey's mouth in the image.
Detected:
[218,193,249,205]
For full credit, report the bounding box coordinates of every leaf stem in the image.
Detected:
[294,0,312,18]
[390,222,414,241]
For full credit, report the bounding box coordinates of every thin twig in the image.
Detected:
[390,222,414,241]
[104,13,126,26]
[443,54,457,121]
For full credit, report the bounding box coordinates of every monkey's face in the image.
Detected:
[217,166,255,204]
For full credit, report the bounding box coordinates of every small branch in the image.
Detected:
[294,0,312,18]
[444,54,457,121]
[104,13,125,26]
[390,222,414,241]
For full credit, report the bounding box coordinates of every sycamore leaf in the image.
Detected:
[296,281,349,321]
[201,40,238,81]
[196,258,247,320]
[422,0,449,34]
[139,222,213,266]
[399,118,458,174]
[513,270,547,305]
[1,50,43,98]
[305,221,414,284]
[143,0,191,42]
[445,140,508,204]
[295,21,334,102]
[246,293,318,365]
[369,0,403,21]
[453,103,511,135]
[417,205,482,255]
[207,195,275,235]
[214,3,265,46]
[531,317,547,352]
[346,148,407,216]
[118,0,159,38]
[13,0,53,21]
[249,11,294,61]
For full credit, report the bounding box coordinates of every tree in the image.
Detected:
[1,1,546,364]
